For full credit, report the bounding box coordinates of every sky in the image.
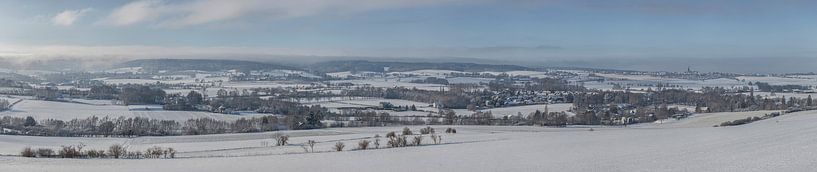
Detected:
[1,0,816,72]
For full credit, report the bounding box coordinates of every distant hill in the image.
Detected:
[118,59,297,72]
[311,60,533,73]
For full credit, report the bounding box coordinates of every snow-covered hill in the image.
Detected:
[3,110,817,171]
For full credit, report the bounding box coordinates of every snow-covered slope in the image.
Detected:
[3,110,817,172]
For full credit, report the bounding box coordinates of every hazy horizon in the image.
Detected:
[1,0,816,73]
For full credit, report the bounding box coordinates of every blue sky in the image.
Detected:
[1,0,816,63]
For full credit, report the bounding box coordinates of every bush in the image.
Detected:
[86,150,105,158]
[412,136,423,146]
[166,148,176,158]
[719,116,764,127]
[386,131,396,138]
[334,142,345,151]
[108,144,126,158]
[445,128,457,134]
[388,135,408,147]
[273,134,290,146]
[125,151,142,159]
[58,145,84,158]
[358,140,370,150]
[402,127,413,135]
[36,148,55,157]
[420,126,435,134]
[21,147,35,157]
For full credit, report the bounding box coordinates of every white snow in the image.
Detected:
[0,100,266,122]
[3,110,817,171]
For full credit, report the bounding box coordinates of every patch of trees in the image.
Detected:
[88,85,117,99]
[410,77,449,85]
[717,112,782,127]
[573,88,812,114]
[342,86,473,108]
[488,77,585,92]
[0,79,31,88]
[753,82,809,92]
[163,91,204,111]
[32,87,60,100]
[0,99,9,111]
[0,115,284,137]
[119,84,166,105]
[21,144,176,159]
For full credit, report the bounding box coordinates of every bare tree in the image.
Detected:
[21,147,35,157]
[334,142,345,151]
[358,140,370,150]
[272,133,289,146]
[307,140,316,152]
[108,144,126,158]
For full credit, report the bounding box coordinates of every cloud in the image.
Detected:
[102,0,481,27]
[52,8,93,26]
[103,0,165,26]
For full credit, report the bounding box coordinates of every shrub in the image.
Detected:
[125,151,143,159]
[86,150,105,158]
[388,135,408,147]
[21,147,35,157]
[108,144,126,158]
[145,146,164,158]
[358,140,370,150]
[386,131,396,138]
[420,126,435,134]
[273,134,290,146]
[412,136,423,146]
[430,133,439,144]
[402,127,413,135]
[58,145,84,158]
[445,128,457,134]
[334,142,345,151]
[166,148,176,158]
[144,146,175,158]
[36,148,55,158]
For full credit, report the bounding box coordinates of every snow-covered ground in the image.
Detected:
[582,76,746,91]
[745,91,817,99]
[3,110,817,171]
[737,76,817,86]
[330,78,445,91]
[0,99,265,121]
[635,110,782,128]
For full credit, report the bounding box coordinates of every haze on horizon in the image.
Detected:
[1,0,816,73]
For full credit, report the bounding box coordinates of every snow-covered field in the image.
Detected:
[0,100,265,121]
[737,76,817,86]
[582,76,746,91]
[745,91,817,99]
[635,110,782,128]
[330,79,445,91]
[3,110,817,171]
